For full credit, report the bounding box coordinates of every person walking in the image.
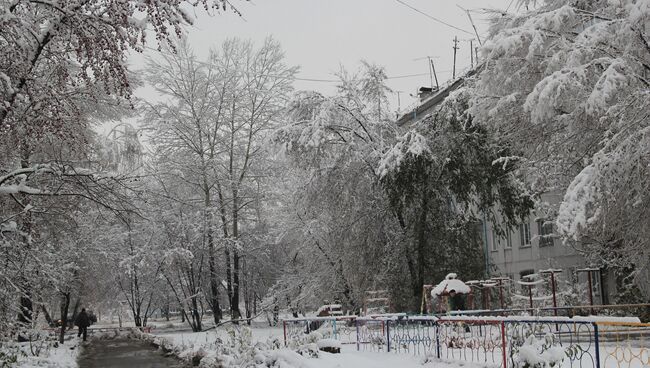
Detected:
[75,308,91,341]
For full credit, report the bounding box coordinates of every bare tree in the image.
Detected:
[144,37,295,322]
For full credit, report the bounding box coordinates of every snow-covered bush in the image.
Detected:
[287,331,321,358]
[151,327,317,368]
[512,333,565,368]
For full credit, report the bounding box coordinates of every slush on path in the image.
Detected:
[77,339,186,368]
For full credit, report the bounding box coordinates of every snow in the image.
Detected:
[513,333,565,368]
[315,304,342,316]
[538,269,563,274]
[316,339,341,350]
[585,58,629,114]
[512,294,555,301]
[557,165,601,240]
[431,273,471,296]
[13,340,80,368]
[377,131,430,178]
[152,326,444,368]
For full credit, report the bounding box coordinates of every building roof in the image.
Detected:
[396,67,479,127]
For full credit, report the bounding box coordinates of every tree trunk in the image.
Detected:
[41,304,53,327]
[243,260,251,325]
[205,188,222,324]
[70,298,81,328]
[412,190,429,307]
[17,146,34,328]
[231,190,241,321]
[191,296,202,332]
[207,228,222,324]
[59,292,70,344]
[225,247,233,313]
[232,249,241,321]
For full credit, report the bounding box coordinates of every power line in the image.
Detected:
[394,0,473,35]
[142,46,436,83]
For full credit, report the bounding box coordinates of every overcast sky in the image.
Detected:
[127,0,513,120]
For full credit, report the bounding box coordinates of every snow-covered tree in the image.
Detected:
[379,89,533,308]
[471,0,650,298]
[144,38,296,322]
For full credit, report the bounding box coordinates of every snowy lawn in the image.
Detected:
[152,324,489,368]
[10,339,80,368]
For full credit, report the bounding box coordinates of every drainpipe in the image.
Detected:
[482,211,490,278]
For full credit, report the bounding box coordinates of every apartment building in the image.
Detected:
[397,76,611,306]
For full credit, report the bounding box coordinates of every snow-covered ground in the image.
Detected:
[11,339,80,368]
[151,319,650,368]
[152,324,487,368]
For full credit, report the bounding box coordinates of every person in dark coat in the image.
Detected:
[448,290,466,311]
[75,308,91,341]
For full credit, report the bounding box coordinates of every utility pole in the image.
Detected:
[456,5,483,46]
[475,47,480,65]
[466,9,482,46]
[452,36,459,79]
[470,39,474,68]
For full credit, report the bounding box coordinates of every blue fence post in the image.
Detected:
[593,323,601,368]
[386,321,391,352]
[333,319,338,340]
[435,323,441,359]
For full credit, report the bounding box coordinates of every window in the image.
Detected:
[491,228,499,251]
[520,269,534,279]
[519,222,531,247]
[519,269,535,293]
[505,231,512,249]
[537,219,554,247]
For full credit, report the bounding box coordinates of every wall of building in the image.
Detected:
[485,191,615,306]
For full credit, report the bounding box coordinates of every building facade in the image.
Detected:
[397,75,612,306]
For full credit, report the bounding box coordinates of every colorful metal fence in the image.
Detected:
[596,322,650,368]
[437,318,505,366]
[282,316,357,346]
[282,316,650,368]
[505,319,598,368]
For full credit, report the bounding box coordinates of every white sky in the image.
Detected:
[126,0,513,121]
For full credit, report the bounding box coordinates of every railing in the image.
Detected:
[438,318,505,367]
[596,321,650,368]
[505,319,598,368]
[282,316,357,346]
[439,303,650,319]
[282,315,650,368]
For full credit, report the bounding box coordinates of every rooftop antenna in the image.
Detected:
[429,59,439,89]
[413,55,439,89]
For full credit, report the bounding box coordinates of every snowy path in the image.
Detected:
[77,339,187,367]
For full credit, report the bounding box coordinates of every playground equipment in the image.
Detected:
[362,290,390,316]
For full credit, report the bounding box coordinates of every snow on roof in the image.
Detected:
[316,304,342,315]
[517,279,546,286]
[539,269,563,273]
[432,273,471,296]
